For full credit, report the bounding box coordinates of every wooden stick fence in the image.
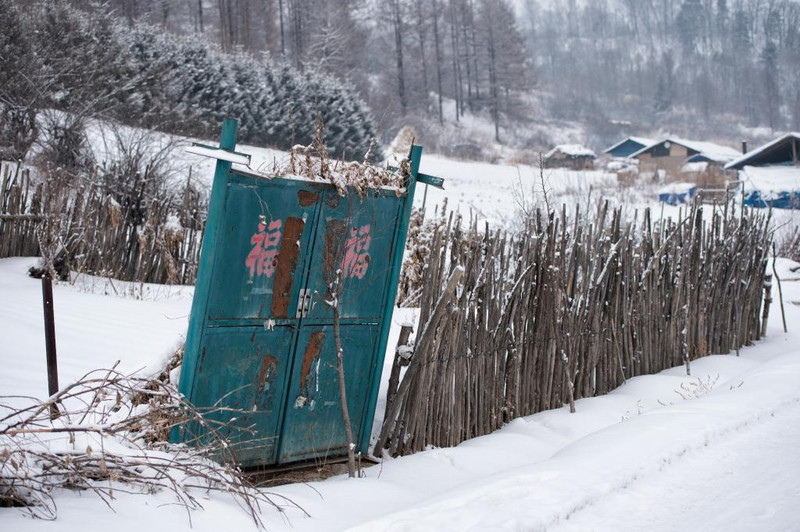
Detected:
[0,162,205,285]
[377,201,772,456]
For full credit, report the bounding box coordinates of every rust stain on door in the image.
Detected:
[298,190,320,207]
[300,332,325,392]
[271,217,305,318]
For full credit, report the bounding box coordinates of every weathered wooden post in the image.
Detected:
[760,274,773,339]
[41,275,59,417]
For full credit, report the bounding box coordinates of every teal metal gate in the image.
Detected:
[176,119,438,467]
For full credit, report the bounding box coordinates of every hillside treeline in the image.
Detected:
[522,0,800,142]
[58,0,531,145]
[57,0,800,149]
[0,0,379,161]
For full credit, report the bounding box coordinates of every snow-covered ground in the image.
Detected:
[417,154,619,226]
[2,256,798,531]
[2,145,800,530]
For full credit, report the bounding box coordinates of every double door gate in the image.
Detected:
[176,119,429,467]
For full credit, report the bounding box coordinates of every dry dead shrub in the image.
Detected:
[281,117,407,197]
[396,204,450,306]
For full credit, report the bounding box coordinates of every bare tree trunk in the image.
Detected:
[240,0,252,50]
[278,0,286,56]
[218,0,229,50]
[449,0,462,121]
[392,0,408,116]
[198,0,205,33]
[432,0,444,124]
[415,0,430,97]
[290,0,305,69]
[485,4,500,142]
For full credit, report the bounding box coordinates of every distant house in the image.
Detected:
[543,144,596,170]
[725,133,800,209]
[603,137,655,159]
[631,138,742,181]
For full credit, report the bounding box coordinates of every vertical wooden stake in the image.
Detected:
[384,325,414,423]
[42,276,59,417]
[761,274,772,338]
[772,245,788,333]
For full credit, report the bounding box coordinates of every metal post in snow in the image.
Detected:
[41,275,59,417]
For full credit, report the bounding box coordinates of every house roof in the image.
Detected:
[603,136,656,155]
[545,144,596,159]
[724,133,800,170]
[630,138,741,163]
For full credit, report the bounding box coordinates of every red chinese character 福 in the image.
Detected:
[342,225,371,279]
[245,218,283,278]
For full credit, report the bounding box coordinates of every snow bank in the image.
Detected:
[740,165,800,193]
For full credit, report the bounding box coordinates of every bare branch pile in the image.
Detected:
[0,364,301,525]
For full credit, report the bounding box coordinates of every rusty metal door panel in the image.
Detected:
[184,326,296,466]
[277,324,379,464]
[303,190,402,322]
[206,173,322,323]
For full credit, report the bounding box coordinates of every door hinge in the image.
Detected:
[296,288,312,318]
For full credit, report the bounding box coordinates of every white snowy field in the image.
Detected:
[1,256,799,531]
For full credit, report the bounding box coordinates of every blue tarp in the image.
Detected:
[743,190,800,209]
[658,186,697,205]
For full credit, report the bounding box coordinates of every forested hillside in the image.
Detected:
[0,0,379,161]
[516,0,800,144]
[4,0,800,154]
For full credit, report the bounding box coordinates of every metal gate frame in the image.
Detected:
[175,118,438,466]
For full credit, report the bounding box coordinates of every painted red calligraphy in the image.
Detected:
[342,224,371,279]
[245,218,283,279]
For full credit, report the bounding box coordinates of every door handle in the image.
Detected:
[303,290,312,317]
[296,288,306,318]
